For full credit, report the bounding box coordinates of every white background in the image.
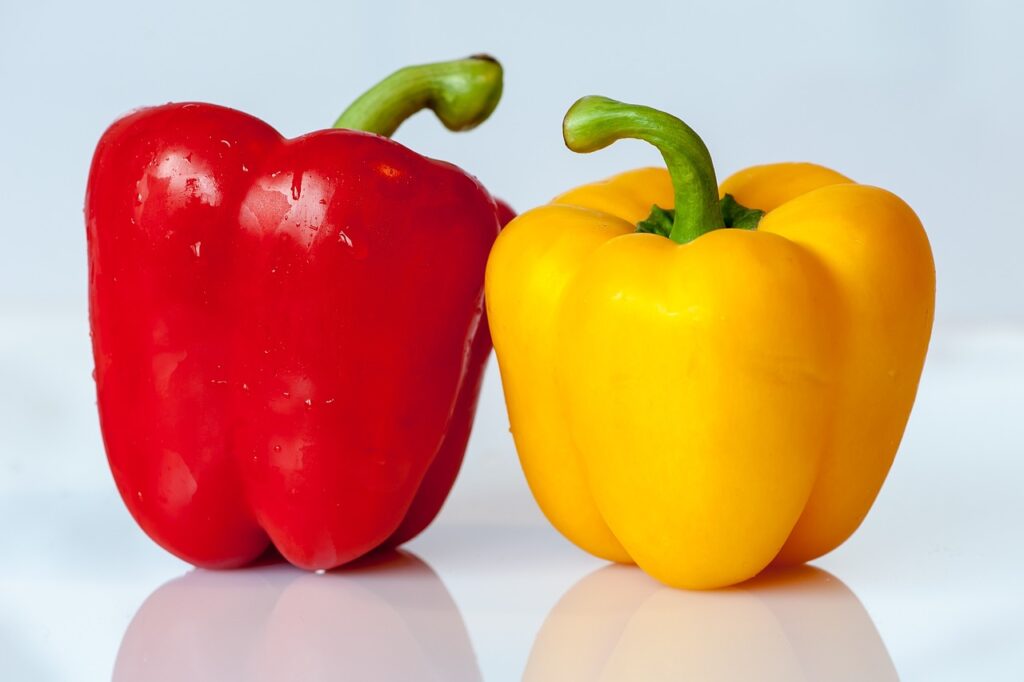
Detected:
[1,0,1022,680]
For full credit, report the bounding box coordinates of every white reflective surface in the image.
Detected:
[2,314,1023,681]
[109,560,896,682]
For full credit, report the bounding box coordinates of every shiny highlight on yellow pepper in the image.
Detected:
[485,96,934,589]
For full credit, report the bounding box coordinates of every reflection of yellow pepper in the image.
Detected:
[485,96,935,589]
[525,564,900,680]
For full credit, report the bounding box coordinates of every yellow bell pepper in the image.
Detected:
[485,96,935,589]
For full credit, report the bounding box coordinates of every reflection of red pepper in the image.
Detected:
[86,58,511,569]
[115,552,481,681]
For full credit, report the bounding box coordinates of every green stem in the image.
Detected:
[563,96,723,244]
[334,56,503,138]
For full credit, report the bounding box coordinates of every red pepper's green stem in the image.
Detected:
[563,96,723,244]
[334,56,503,138]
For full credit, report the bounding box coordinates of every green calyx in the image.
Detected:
[637,195,764,238]
[719,194,765,230]
[334,55,503,138]
[564,96,757,244]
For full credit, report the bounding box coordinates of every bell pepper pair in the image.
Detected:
[88,58,933,588]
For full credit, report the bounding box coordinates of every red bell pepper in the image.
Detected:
[86,57,512,569]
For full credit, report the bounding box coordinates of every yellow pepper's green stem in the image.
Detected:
[563,96,724,244]
[334,56,503,138]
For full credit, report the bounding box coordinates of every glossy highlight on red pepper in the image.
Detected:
[86,57,511,569]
